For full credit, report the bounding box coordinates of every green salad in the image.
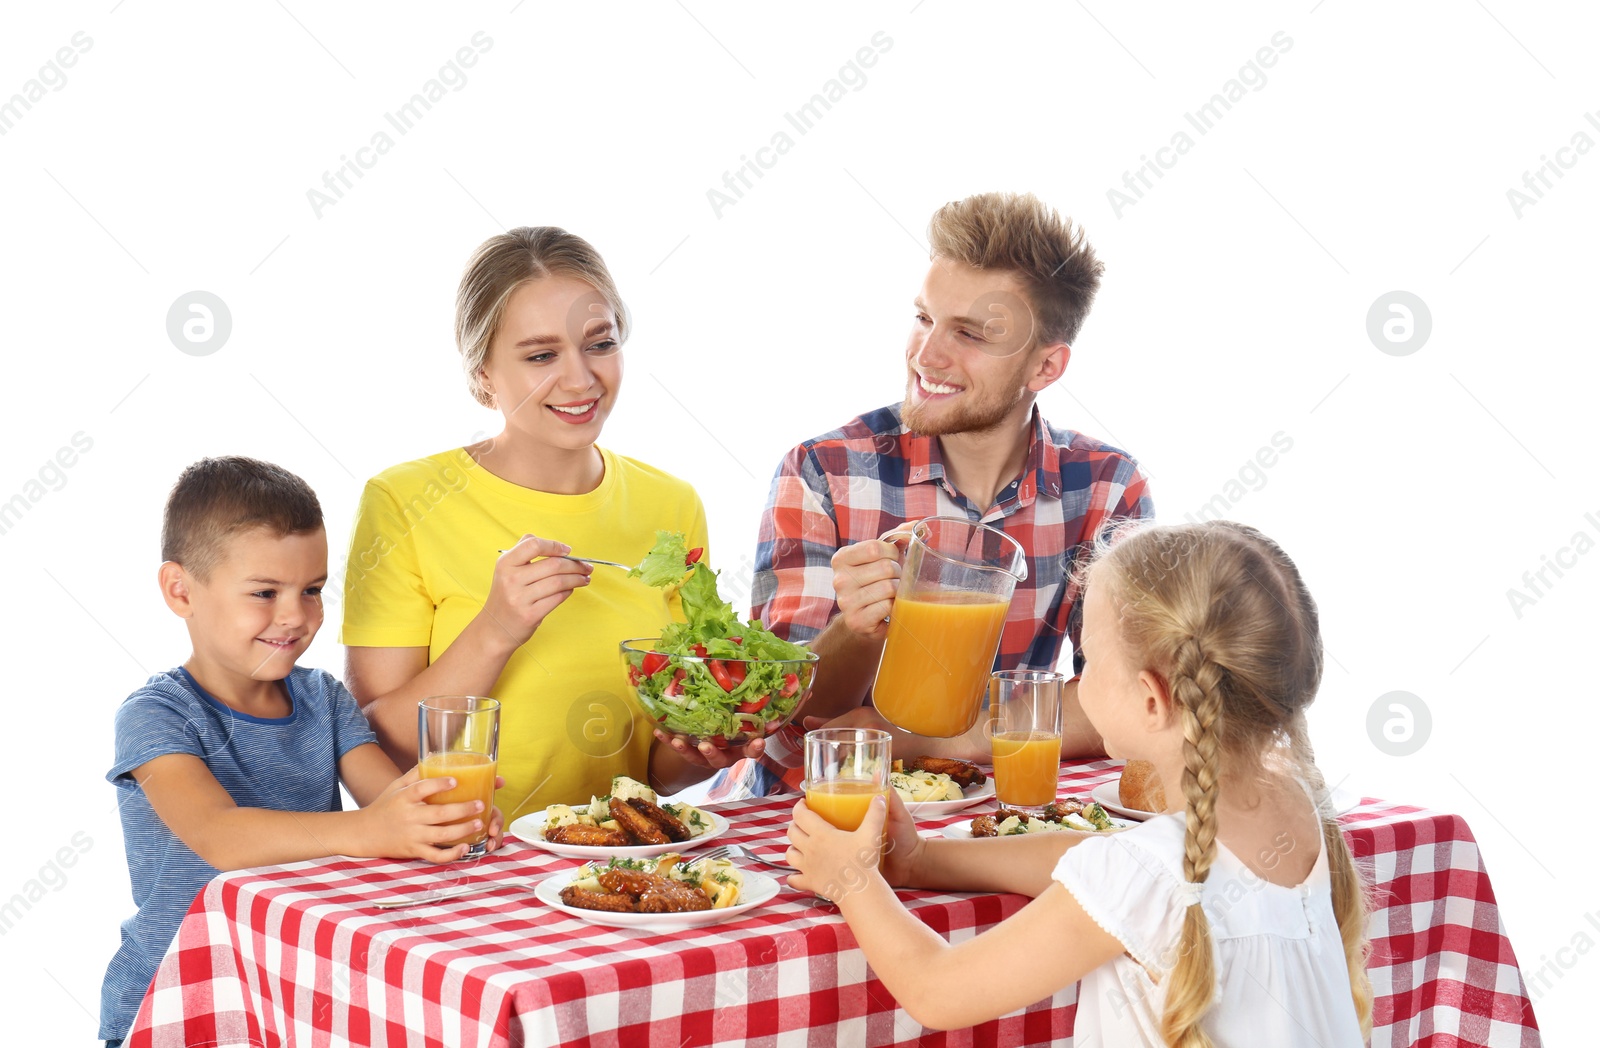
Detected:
[623,531,816,746]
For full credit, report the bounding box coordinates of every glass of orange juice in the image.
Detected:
[804,728,892,831]
[417,696,500,858]
[988,670,1064,810]
[803,728,891,901]
[873,517,1027,738]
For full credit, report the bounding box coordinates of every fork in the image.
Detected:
[698,843,798,874]
[496,553,633,569]
[558,555,634,569]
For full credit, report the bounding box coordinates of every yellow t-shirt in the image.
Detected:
[339,446,708,821]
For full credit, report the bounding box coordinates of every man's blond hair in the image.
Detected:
[927,192,1103,346]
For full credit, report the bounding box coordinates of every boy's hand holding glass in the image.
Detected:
[418,695,501,859]
[361,765,504,863]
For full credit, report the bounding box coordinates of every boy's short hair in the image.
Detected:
[161,457,323,579]
[927,191,1104,347]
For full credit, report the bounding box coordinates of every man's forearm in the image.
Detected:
[797,615,885,720]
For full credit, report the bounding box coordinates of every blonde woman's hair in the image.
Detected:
[926,191,1103,347]
[1087,520,1372,1048]
[455,226,630,408]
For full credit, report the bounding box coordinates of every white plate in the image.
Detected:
[941,810,1136,839]
[532,866,782,931]
[507,809,729,860]
[1088,780,1363,820]
[901,778,996,817]
[1090,780,1161,822]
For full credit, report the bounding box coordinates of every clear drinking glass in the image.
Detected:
[417,696,501,858]
[803,727,893,831]
[873,517,1027,737]
[988,670,1064,810]
[802,727,892,902]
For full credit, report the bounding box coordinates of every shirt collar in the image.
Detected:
[901,404,1062,502]
[1025,405,1064,500]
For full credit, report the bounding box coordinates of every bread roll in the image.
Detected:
[1118,760,1167,813]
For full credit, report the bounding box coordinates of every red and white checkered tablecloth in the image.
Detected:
[124,761,1542,1048]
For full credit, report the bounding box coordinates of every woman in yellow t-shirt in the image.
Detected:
[341,227,760,821]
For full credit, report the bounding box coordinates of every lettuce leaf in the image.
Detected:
[625,531,814,739]
[628,530,694,588]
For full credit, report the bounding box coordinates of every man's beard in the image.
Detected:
[901,369,1031,437]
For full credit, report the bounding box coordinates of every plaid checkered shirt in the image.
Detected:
[709,402,1154,799]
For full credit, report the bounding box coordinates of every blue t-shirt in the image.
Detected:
[99,665,378,1041]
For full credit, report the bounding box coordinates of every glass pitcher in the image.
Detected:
[872,517,1028,737]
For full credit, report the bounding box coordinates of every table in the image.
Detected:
[125,761,1542,1047]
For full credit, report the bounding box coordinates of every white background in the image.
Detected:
[2,2,1594,1042]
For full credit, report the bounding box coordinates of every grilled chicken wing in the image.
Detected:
[596,869,711,913]
[909,756,986,789]
[560,884,637,912]
[546,823,632,848]
[626,797,691,842]
[609,798,671,845]
[638,880,712,914]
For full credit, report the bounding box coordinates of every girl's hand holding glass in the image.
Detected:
[785,793,893,903]
[873,788,926,888]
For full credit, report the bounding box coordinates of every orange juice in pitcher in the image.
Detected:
[871,518,1026,737]
[874,591,1009,738]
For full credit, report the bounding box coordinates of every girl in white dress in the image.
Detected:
[786,521,1371,1046]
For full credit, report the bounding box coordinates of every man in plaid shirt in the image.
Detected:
[705,192,1154,798]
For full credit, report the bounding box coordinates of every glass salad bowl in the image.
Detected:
[619,638,819,748]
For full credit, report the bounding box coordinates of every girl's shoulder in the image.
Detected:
[1051,815,1193,973]
[1058,815,1191,893]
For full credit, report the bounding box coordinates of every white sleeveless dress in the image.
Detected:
[1051,812,1364,1046]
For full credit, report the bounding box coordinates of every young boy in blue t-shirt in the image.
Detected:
[100,457,504,1045]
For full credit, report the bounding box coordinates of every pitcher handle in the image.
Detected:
[877,521,918,550]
